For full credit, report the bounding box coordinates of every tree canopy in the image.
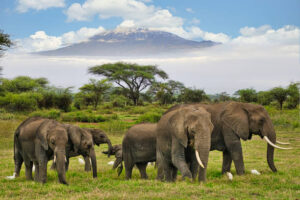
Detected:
[0,30,13,56]
[78,79,112,109]
[89,62,168,105]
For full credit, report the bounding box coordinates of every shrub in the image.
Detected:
[0,92,42,112]
[137,112,162,123]
[61,111,107,122]
[30,109,61,120]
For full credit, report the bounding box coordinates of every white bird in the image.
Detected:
[6,172,16,180]
[78,158,85,165]
[251,169,261,175]
[107,161,114,165]
[226,172,233,180]
[32,165,35,172]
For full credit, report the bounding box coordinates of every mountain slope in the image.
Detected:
[38,28,219,57]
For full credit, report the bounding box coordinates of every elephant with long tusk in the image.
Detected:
[166,102,292,177]
[156,107,214,182]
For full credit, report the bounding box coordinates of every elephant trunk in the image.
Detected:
[90,148,97,178]
[106,139,113,158]
[195,133,211,182]
[262,120,277,172]
[112,157,123,170]
[55,149,68,185]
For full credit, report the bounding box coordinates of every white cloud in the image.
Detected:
[17,26,105,52]
[231,25,300,46]
[186,8,194,13]
[17,0,65,12]
[65,0,230,43]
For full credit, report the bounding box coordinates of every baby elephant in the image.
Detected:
[121,123,162,180]
[51,127,112,174]
[103,144,123,176]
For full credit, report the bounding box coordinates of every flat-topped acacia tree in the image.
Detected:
[89,62,168,105]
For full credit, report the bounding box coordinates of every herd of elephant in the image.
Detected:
[11,102,292,185]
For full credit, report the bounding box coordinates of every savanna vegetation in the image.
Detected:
[0,34,299,199]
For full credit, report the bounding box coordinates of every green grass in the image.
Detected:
[0,106,299,199]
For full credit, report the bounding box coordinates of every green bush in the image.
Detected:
[30,109,61,120]
[61,111,107,122]
[137,112,162,123]
[0,92,42,112]
[0,113,15,120]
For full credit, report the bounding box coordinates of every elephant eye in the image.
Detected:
[259,118,265,124]
[51,139,55,144]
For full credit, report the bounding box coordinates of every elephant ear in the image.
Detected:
[36,120,52,150]
[68,125,82,153]
[221,102,250,140]
[169,110,188,148]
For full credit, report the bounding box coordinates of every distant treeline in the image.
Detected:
[0,63,299,112]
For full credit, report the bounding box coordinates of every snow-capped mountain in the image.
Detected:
[38,28,219,57]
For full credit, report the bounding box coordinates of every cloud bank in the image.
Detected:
[17,0,65,12]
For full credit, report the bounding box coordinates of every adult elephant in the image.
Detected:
[156,107,214,182]
[14,117,69,184]
[120,123,162,180]
[51,127,112,173]
[166,102,291,176]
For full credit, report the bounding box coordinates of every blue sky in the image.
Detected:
[1,0,299,40]
[0,0,299,94]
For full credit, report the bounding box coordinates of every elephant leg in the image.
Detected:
[35,145,48,183]
[171,138,192,180]
[34,162,39,181]
[171,166,178,182]
[136,163,148,179]
[222,150,232,174]
[84,156,91,171]
[189,153,199,181]
[50,161,56,170]
[125,163,134,180]
[24,160,33,180]
[223,128,245,175]
[38,159,48,184]
[14,150,23,177]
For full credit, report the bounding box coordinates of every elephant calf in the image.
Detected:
[51,127,112,173]
[119,123,162,179]
[103,144,123,176]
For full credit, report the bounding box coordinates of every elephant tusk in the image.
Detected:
[263,136,292,150]
[54,155,56,163]
[195,150,205,168]
[276,140,291,145]
[65,156,67,163]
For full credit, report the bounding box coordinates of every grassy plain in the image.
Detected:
[0,105,299,199]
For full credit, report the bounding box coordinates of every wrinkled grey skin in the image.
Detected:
[119,123,163,180]
[51,127,112,172]
[157,107,213,182]
[14,117,69,184]
[166,102,279,175]
[103,144,123,176]
[51,124,98,178]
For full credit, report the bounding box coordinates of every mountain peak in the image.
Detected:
[39,29,219,57]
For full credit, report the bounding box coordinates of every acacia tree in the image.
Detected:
[89,62,168,105]
[234,88,257,102]
[79,79,112,109]
[270,87,288,110]
[0,30,13,78]
[148,80,185,105]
